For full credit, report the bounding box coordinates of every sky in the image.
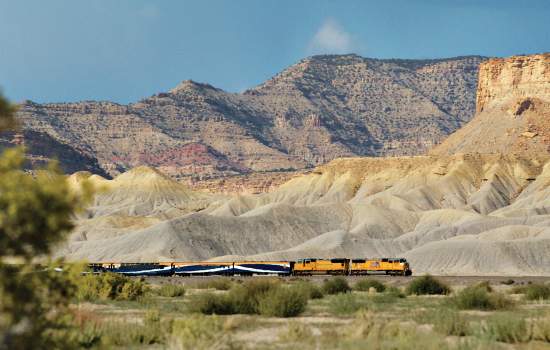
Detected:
[0,0,549,104]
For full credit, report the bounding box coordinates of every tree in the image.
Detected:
[0,92,90,349]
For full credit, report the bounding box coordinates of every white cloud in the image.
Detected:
[309,19,354,54]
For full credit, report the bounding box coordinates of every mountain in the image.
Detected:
[13,54,484,180]
[57,52,550,276]
[432,53,550,156]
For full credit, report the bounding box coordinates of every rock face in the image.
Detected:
[432,53,550,156]
[15,54,485,180]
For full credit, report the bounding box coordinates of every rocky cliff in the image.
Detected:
[432,53,550,156]
[13,54,484,180]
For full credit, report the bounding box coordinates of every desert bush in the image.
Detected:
[354,278,386,292]
[454,285,513,310]
[190,293,234,315]
[76,273,148,301]
[524,283,550,301]
[226,279,279,314]
[156,284,186,297]
[169,315,234,350]
[258,286,308,317]
[480,314,530,343]
[323,277,351,295]
[195,278,232,291]
[293,280,324,299]
[328,293,363,315]
[406,275,450,295]
[501,279,515,285]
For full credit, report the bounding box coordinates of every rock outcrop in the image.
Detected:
[14,55,485,180]
[432,53,550,156]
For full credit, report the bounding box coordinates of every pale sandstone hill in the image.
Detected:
[16,55,484,180]
[60,154,550,275]
[431,53,550,156]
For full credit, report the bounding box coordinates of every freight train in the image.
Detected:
[89,258,412,276]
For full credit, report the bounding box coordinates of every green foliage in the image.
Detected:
[500,279,515,285]
[406,275,450,295]
[190,293,235,315]
[385,286,406,298]
[258,286,308,317]
[156,284,186,297]
[293,280,324,299]
[0,92,93,350]
[328,293,362,315]
[191,279,306,317]
[322,277,351,295]
[354,278,386,292]
[76,273,148,301]
[454,285,513,310]
[195,278,232,291]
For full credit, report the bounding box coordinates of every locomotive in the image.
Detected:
[89,258,412,276]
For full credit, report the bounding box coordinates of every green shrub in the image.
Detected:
[328,293,362,315]
[258,286,308,317]
[294,281,324,299]
[156,284,186,297]
[500,279,515,285]
[323,277,351,295]
[481,314,530,343]
[524,283,550,300]
[532,317,550,342]
[76,273,148,301]
[406,275,450,295]
[192,278,286,316]
[195,278,232,291]
[190,293,234,315]
[454,286,513,310]
[354,278,386,292]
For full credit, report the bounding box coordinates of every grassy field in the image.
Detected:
[70,275,550,349]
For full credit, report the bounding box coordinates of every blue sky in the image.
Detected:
[1,0,548,103]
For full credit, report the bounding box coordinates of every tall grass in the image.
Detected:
[195,278,233,291]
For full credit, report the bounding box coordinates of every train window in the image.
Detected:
[381,258,388,262]
[331,258,346,263]
[399,258,406,263]
[353,259,366,263]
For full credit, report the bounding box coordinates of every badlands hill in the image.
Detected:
[58,53,550,275]
[12,55,483,180]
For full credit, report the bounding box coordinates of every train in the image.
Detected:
[89,258,412,277]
